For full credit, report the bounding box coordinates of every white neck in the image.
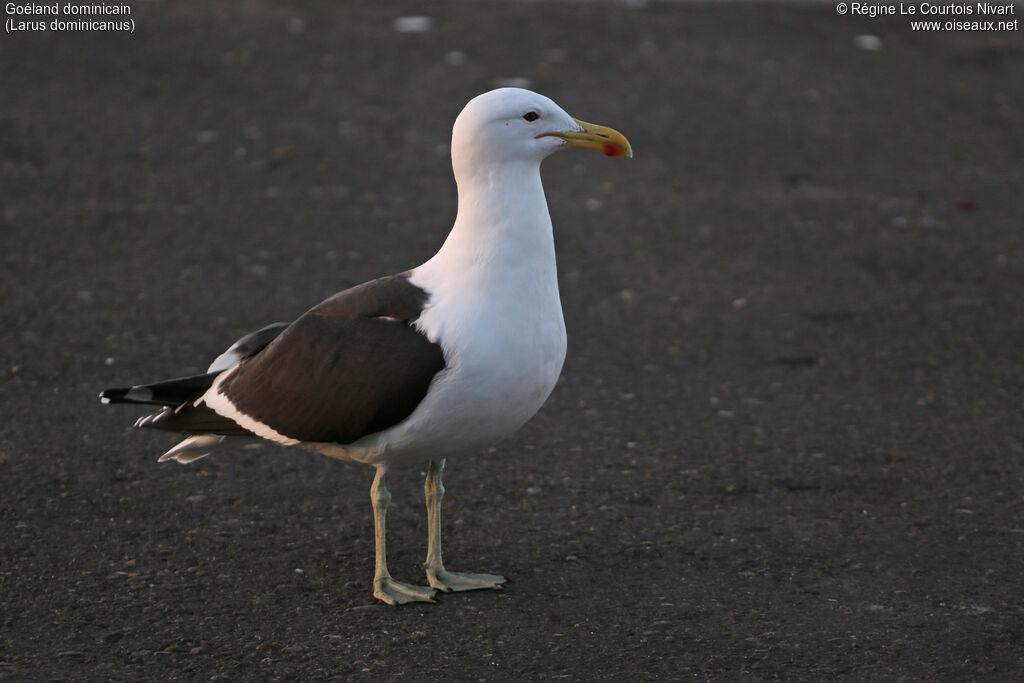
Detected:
[427,160,557,279]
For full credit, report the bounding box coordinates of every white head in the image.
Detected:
[450,88,631,179]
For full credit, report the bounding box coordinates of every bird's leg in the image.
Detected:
[370,466,436,605]
[423,459,506,592]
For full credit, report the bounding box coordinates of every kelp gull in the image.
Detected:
[101,88,632,605]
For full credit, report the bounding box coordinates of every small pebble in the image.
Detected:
[854,35,882,51]
[493,76,534,89]
[393,16,433,33]
[444,51,466,66]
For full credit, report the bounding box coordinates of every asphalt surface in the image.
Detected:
[2,0,1023,679]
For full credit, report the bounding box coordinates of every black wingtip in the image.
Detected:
[99,387,131,404]
[99,372,219,406]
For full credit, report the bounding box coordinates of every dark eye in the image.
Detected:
[523,111,540,122]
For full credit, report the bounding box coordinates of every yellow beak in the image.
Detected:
[538,118,633,158]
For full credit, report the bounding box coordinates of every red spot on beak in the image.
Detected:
[602,143,626,157]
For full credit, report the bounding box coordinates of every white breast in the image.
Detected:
[319,249,566,467]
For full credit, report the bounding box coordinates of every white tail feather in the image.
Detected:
[159,435,226,464]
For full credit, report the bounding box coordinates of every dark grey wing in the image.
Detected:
[214,312,445,444]
[140,274,446,444]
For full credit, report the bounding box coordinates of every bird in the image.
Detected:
[100,88,632,605]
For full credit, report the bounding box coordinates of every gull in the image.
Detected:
[101,88,632,605]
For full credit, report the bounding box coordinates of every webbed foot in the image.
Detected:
[426,567,507,593]
[373,576,438,605]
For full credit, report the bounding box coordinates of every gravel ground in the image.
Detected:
[2,0,1023,679]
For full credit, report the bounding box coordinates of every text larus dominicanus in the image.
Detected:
[100,88,632,605]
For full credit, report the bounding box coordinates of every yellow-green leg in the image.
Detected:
[423,459,506,592]
[370,466,436,605]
